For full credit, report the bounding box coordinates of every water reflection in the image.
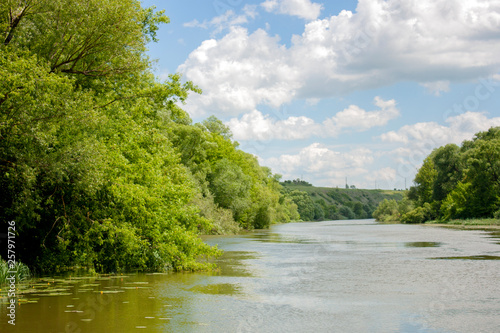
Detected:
[189,283,242,295]
[214,251,259,278]
[431,255,500,260]
[248,232,314,244]
[405,242,442,248]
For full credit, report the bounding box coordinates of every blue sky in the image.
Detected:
[141,0,500,189]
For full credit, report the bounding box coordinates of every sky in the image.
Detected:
[141,0,500,190]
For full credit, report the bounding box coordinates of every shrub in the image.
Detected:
[401,207,426,223]
[372,199,399,222]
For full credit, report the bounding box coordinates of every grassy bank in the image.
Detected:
[422,218,500,230]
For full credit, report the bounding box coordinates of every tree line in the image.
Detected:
[373,127,500,223]
[0,0,300,273]
[281,184,403,222]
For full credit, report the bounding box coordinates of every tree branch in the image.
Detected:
[3,1,34,45]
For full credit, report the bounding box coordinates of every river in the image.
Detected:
[1,219,500,332]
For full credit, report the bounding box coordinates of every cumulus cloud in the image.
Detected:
[227,110,320,141]
[180,0,500,116]
[227,97,399,141]
[381,111,500,146]
[261,0,323,20]
[263,143,374,187]
[179,27,300,117]
[323,97,399,134]
[260,111,500,188]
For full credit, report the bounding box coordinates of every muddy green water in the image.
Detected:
[2,220,500,332]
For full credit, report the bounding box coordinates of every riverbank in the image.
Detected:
[422,218,500,230]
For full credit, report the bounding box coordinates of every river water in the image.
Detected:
[1,219,500,332]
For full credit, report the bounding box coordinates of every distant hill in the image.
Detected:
[281,182,404,221]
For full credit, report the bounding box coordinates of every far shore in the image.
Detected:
[377,218,500,230]
[419,218,500,230]
[421,224,500,230]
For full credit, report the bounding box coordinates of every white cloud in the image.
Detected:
[263,143,374,187]
[179,27,300,117]
[323,97,399,135]
[381,111,500,146]
[420,81,451,96]
[227,110,320,141]
[184,5,258,36]
[262,112,500,188]
[368,167,397,182]
[227,97,399,141]
[261,0,323,20]
[180,0,500,116]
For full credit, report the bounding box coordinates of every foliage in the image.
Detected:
[400,203,432,224]
[375,127,500,223]
[411,156,437,205]
[440,181,472,221]
[281,179,313,186]
[0,259,31,284]
[373,199,400,222]
[190,193,240,235]
[281,184,403,222]
[0,0,299,274]
[288,190,315,221]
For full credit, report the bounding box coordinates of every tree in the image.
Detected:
[461,132,500,217]
[411,156,437,206]
[208,158,252,221]
[440,181,472,220]
[0,0,222,273]
[202,115,234,141]
[372,199,399,222]
[431,144,462,202]
[339,206,355,219]
[2,0,168,81]
[375,127,500,223]
[289,190,315,221]
[1,0,302,273]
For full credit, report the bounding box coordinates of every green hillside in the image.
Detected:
[281,181,404,221]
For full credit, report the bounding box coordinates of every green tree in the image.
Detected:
[372,199,399,222]
[2,0,168,80]
[375,127,500,223]
[411,156,438,206]
[1,0,302,273]
[339,206,355,219]
[440,181,472,220]
[431,144,463,202]
[461,130,500,217]
[0,0,222,273]
[289,190,315,221]
[208,158,252,222]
